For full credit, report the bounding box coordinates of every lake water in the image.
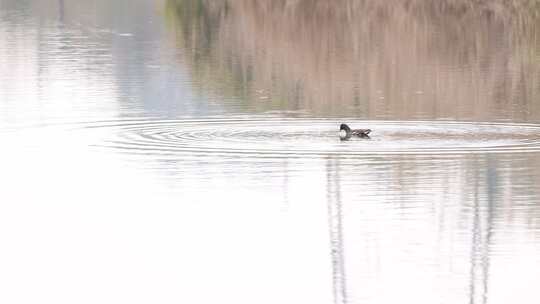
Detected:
[1,1,540,303]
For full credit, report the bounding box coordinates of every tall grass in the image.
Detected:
[165,0,540,120]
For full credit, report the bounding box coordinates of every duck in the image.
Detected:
[340,123,371,140]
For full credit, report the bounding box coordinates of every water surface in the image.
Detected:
[1,1,540,304]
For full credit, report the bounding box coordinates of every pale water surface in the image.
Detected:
[1,1,540,304]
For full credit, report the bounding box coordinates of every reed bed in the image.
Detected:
[165,0,540,120]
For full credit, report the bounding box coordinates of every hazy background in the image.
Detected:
[1,1,540,304]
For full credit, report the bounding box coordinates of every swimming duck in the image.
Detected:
[340,123,371,140]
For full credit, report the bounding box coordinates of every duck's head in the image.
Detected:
[339,124,351,140]
[340,124,351,132]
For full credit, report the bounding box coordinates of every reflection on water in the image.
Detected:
[165,0,540,120]
[1,1,540,304]
[325,154,540,304]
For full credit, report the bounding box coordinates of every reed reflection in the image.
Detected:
[165,0,540,120]
[326,158,347,304]
[140,150,540,304]
[322,154,540,304]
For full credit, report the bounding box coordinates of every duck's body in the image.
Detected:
[340,123,371,140]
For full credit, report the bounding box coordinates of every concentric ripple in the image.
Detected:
[89,119,540,157]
